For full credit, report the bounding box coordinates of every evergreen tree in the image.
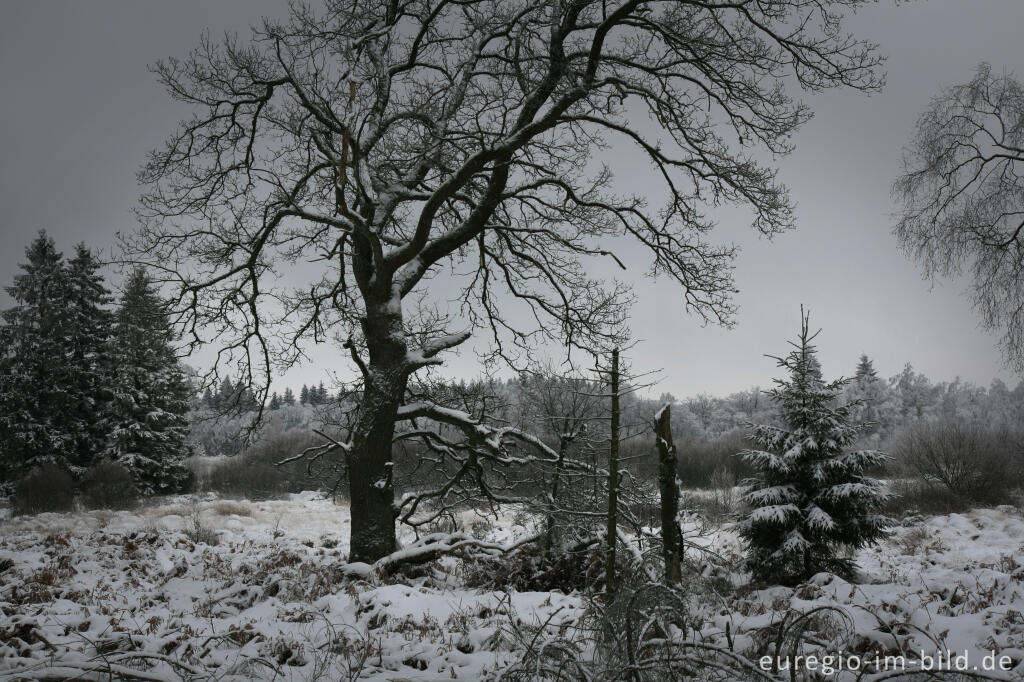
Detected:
[105,268,192,494]
[317,381,328,405]
[282,386,296,406]
[738,311,891,585]
[854,353,878,382]
[300,384,310,405]
[268,392,281,410]
[848,353,891,437]
[214,376,234,410]
[65,244,115,466]
[0,232,109,483]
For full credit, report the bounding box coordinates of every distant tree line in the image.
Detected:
[673,354,1024,442]
[198,378,337,412]
[0,231,192,498]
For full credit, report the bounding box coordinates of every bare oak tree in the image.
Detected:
[894,63,1024,371]
[130,0,883,561]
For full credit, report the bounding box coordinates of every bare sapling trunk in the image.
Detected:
[605,348,620,599]
[656,404,681,584]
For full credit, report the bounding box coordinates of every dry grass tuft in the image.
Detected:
[212,501,252,517]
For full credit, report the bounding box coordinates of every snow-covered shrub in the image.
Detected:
[496,582,745,682]
[80,461,137,510]
[11,465,74,515]
[463,539,606,593]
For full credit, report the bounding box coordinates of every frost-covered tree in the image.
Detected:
[738,312,891,584]
[846,353,892,437]
[105,268,192,494]
[0,233,111,483]
[890,363,936,420]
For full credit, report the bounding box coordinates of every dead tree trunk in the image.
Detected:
[656,404,681,584]
[605,348,620,599]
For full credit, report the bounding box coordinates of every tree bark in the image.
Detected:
[348,300,407,563]
[542,431,570,564]
[605,348,620,599]
[656,404,681,584]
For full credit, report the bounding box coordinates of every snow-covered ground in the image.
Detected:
[2,494,1023,680]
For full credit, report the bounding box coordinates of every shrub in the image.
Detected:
[185,499,219,546]
[80,461,138,510]
[201,427,327,499]
[882,478,970,517]
[677,427,753,488]
[12,464,74,515]
[892,418,1023,506]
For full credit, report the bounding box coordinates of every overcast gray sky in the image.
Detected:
[1,0,1022,398]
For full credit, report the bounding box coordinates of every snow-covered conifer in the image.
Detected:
[65,243,115,466]
[0,233,111,484]
[738,311,891,584]
[105,268,192,494]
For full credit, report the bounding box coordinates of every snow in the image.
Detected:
[2,495,1024,680]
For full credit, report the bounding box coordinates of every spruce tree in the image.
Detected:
[105,268,192,494]
[738,311,891,584]
[854,354,878,382]
[300,384,310,404]
[0,232,109,483]
[65,244,115,467]
[282,386,296,406]
[214,376,234,410]
[268,392,281,410]
[848,353,890,436]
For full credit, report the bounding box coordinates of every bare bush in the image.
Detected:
[893,418,1023,506]
[677,428,753,489]
[204,428,327,499]
[883,478,970,517]
[185,499,219,546]
[80,461,138,510]
[12,464,74,515]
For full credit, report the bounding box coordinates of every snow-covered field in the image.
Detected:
[2,494,1024,680]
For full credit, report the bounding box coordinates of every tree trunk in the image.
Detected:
[605,348,620,599]
[542,432,570,564]
[656,404,681,584]
[348,300,407,563]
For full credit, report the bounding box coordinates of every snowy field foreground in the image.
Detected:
[2,494,1024,681]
